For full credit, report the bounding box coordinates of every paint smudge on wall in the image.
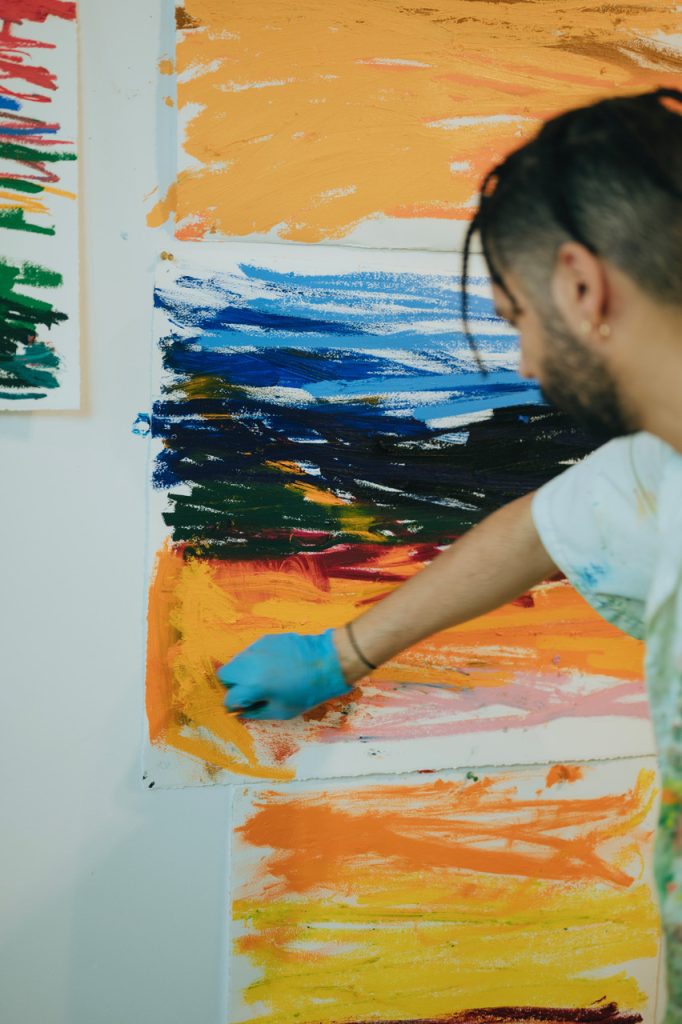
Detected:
[229,760,661,1024]
[158,0,682,246]
[0,0,80,407]
[144,254,652,787]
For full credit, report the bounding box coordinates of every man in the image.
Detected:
[218,88,682,1021]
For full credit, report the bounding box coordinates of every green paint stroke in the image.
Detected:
[0,141,77,165]
[0,260,67,397]
[0,208,55,235]
[0,177,45,194]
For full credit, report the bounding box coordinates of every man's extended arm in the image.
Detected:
[333,491,557,683]
[217,491,556,718]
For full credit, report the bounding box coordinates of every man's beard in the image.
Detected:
[538,307,638,440]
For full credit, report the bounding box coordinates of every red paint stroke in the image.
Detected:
[265,546,564,589]
[0,110,61,147]
[0,149,62,182]
[0,2,76,24]
[236,542,444,589]
[0,1,75,104]
[347,1005,641,1024]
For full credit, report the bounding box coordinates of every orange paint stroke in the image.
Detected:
[547,764,584,788]
[284,481,350,507]
[147,181,177,230]
[145,542,644,778]
[145,541,293,780]
[238,769,656,895]
[157,0,682,240]
[230,765,660,1024]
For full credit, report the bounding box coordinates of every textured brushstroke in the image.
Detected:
[0,0,78,404]
[0,0,77,232]
[230,764,659,1023]
[152,263,592,558]
[0,258,64,397]
[342,1009,642,1024]
[546,764,583,788]
[146,260,648,781]
[158,0,682,242]
[146,544,645,778]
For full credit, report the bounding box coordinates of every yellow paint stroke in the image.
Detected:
[146,542,644,777]
[146,541,293,780]
[284,481,350,506]
[42,185,77,200]
[0,193,47,214]
[0,183,76,216]
[153,0,682,240]
[231,768,660,1024]
[264,460,304,475]
[147,181,177,229]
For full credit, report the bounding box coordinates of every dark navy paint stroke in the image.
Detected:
[155,291,367,337]
[152,393,595,559]
[152,263,599,558]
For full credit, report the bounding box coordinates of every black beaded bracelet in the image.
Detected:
[346,621,378,672]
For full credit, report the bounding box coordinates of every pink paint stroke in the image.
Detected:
[306,671,649,743]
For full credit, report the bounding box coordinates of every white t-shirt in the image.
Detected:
[532,431,682,1020]
[532,431,682,768]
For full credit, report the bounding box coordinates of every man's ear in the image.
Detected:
[551,242,610,344]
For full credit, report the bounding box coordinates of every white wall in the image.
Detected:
[1,4,231,1022]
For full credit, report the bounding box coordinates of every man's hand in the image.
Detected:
[217,629,352,720]
[215,493,556,722]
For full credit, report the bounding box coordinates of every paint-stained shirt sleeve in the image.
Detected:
[531,432,669,640]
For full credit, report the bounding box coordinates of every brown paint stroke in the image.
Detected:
[175,5,199,30]
[554,38,682,73]
[347,1003,642,1024]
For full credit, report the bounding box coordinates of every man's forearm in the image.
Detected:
[333,492,556,683]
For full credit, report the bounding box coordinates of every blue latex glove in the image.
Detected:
[217,629,351,720]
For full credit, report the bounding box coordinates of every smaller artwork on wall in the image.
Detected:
[143,248,655,788]
[0,0,80,408]
[229,758,662,1024]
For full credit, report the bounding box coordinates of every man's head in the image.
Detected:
[463,88,682,440]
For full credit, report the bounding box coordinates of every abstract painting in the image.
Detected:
[0,0,80,408]
[144,249,654,787]
[152,0,682,247]
[229,758,661,1024]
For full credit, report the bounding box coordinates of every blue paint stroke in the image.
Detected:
[152,262,596,558]
[0,125,58,136]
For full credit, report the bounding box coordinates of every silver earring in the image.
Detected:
[598,323,611,338]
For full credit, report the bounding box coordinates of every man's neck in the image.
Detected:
[622,304,682,453]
